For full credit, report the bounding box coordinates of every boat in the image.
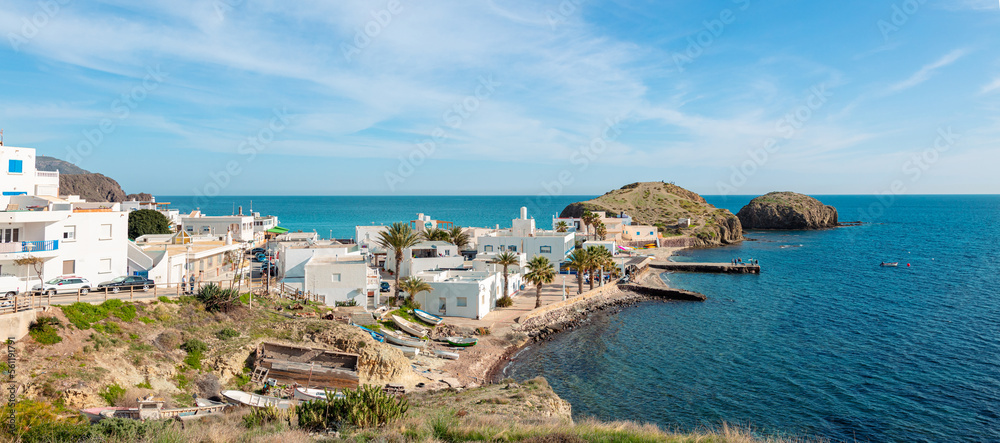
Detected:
[880,262,899,267]
[81,407,130,423]
[293,387,344,402]
[221,390,297,410]
[432,349,460,360]
[81,397,228,422]
[355,324,385,343]
[391,314,429,338]
[381,328,428,348]
[444,337,478,347]
[388,344,420,358]
[412,309,444,326]
[254,342,360,390]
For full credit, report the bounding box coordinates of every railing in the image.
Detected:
[0,297,34,315]
[73,208,113,213]
[35,171,59,178]
[0,240,58,254]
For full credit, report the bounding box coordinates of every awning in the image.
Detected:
[266,226,290,234]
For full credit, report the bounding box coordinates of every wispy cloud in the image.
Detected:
[981,78,1000,94]
[887,49,968,93]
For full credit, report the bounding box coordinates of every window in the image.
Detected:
[201,226,211,233]
[540,246,552,253]
[507,245,517,252]
[8,160,22,174]
[185,226,194,232]
[456,297,468,307]
[484,245,494,252]
[63,226,76,241]
[1,228,19,243]
[99,258,112,273]
[62,260,75,275]
[99,224,112,240]
[331,273,342,282]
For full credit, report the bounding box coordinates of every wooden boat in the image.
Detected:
[82,398,227,422]
[388,344,420,358]
[391,315,429,338]
[880,262,899,267]
[444,337,478,347]
[412,309,443,326]
[355,324,385,343]
[254,342,360,389]
[382,328,428,348]
[222,390,296,410]
[81,407,130,423]
[432,349,460,360]
[293,387,344,402]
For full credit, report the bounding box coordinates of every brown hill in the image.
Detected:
[560,182,743,246]
[736,192,838,230]
[58,173,128,202]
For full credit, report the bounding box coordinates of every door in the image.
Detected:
[438,297,447,314]
[62,260,75,275]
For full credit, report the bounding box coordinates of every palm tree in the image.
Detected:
[422,227,450,242]
[555,221,569,233]
[447,226,471,252]
[584,246,611,290]
[595,221,607,241]
[564,248,590,295]
[398,275,433,306]
[582,211,600,240]
[376,222,421,301]
[490,251,519,302]
[524,256,555,309]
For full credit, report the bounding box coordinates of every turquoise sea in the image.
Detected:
[505,195,1000,442]
[161,194,999,442]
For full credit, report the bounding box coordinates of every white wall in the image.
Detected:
[476,232,575,265]
[180,215,255,242]
[414,271,499,319]
[304,259,371,305]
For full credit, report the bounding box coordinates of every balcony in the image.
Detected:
[0,240,59,254]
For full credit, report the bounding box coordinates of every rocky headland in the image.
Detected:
[736,191,838,230]
[37,155,150,202]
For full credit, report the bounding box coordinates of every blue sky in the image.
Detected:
[0,0,997,196]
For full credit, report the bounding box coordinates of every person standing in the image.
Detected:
[189,274,196,294]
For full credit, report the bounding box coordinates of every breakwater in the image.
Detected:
[649,261,760,274]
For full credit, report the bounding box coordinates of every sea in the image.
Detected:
[162,194,1000,442]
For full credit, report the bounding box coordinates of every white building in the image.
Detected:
[621,225,658,243]
[120,200,181,228]
[383,241,464,277]
[0,146,128,292]
[180,211,257,243]
[252,214,279,234]
[303,255,380,306]
[478,208,575,265]
[411,270,502,320]
[132,231,243,285]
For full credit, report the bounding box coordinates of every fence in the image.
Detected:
[0,240,59,253]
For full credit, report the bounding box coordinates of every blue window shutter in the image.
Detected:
[8,160,22,173]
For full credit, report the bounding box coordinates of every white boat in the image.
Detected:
[221,390,296,410]
[391,314,429,338]
[443,336,478,347]
[880,262,899,267]
[412,309,444,326]
[433,349,460,360]
[293,387,343,402]
[388,344,420,358]
[382,328,428,348]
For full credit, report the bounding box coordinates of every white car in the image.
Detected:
[32,276,92,295]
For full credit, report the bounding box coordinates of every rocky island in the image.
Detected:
[736,191,838,230]
[560,181,743,246]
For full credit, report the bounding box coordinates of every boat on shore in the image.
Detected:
[293,387,344,402]
[81,397,228,422]
[222,390,296,410]
[388,344,420,358]
[355,324,386,342]
[880,262,899,267]
[433,349,460,360]
[444,337,478,347]
[412,309,444,326]
[392,314,430,338]
[382,328,428,348]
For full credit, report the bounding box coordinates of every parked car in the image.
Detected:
[0,275,21,298]
[380,282,390,293]
[98,276,155,293]
[253,253,269,263]
[32,276,92,295]
[250,248,266,255]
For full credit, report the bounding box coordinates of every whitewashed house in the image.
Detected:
[411,270,502,320]
[180,211,257,243]
[303,255,380,306]
[383,241,464,277]
[478,208,575,265]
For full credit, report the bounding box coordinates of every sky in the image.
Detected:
[0,0,998,196]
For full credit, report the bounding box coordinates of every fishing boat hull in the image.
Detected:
[392,315,429,338]
[412,309,444,326]
[383,330,428,348]
[222,390,296,410]
[880,262,899,267]
[293,387,343,401]
[355,324,386,342]
[433,349,460,360]
[389,344,420,358]
[444,337,478,347]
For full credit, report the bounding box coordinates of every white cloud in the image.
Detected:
[887,49,968,93]
[981,78,1000,94]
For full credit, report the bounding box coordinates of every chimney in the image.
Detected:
[238,206,243,216]
[520,207,527,220]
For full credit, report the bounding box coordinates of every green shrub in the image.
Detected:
[495,295,514,308]
[60,300,137,329]
[138,316,155,324]
[181,339,208,370]
[196,284,240,312]
[216,327,240,340]
[99,383,127,406]
[298,384,408,431]
[401,298,421,311]
[136,379,153,389]
[243,405,293,429]
[29,317,62,345]
[88,417,174,440]
[157,295,172,303]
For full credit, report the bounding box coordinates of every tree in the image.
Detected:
[376,223,421,302]
[13,255,44,293]
[128,209,171,240]
[398,276,433,307]
[555,221,569,233]
[585,246,614,288]
[524,256,555,309]
[581,211,600,240]
[595,221,607,241]
[447,226,470,252]
[421,228,450,242]
[490,251,519,304]
[564,248,590,295]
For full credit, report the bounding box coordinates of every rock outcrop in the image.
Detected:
[58,173,128,202]
[36,155,90,175]
[736,192,838,230]
[560,181,743,246]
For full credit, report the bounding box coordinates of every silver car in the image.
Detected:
[32,276,92,295]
